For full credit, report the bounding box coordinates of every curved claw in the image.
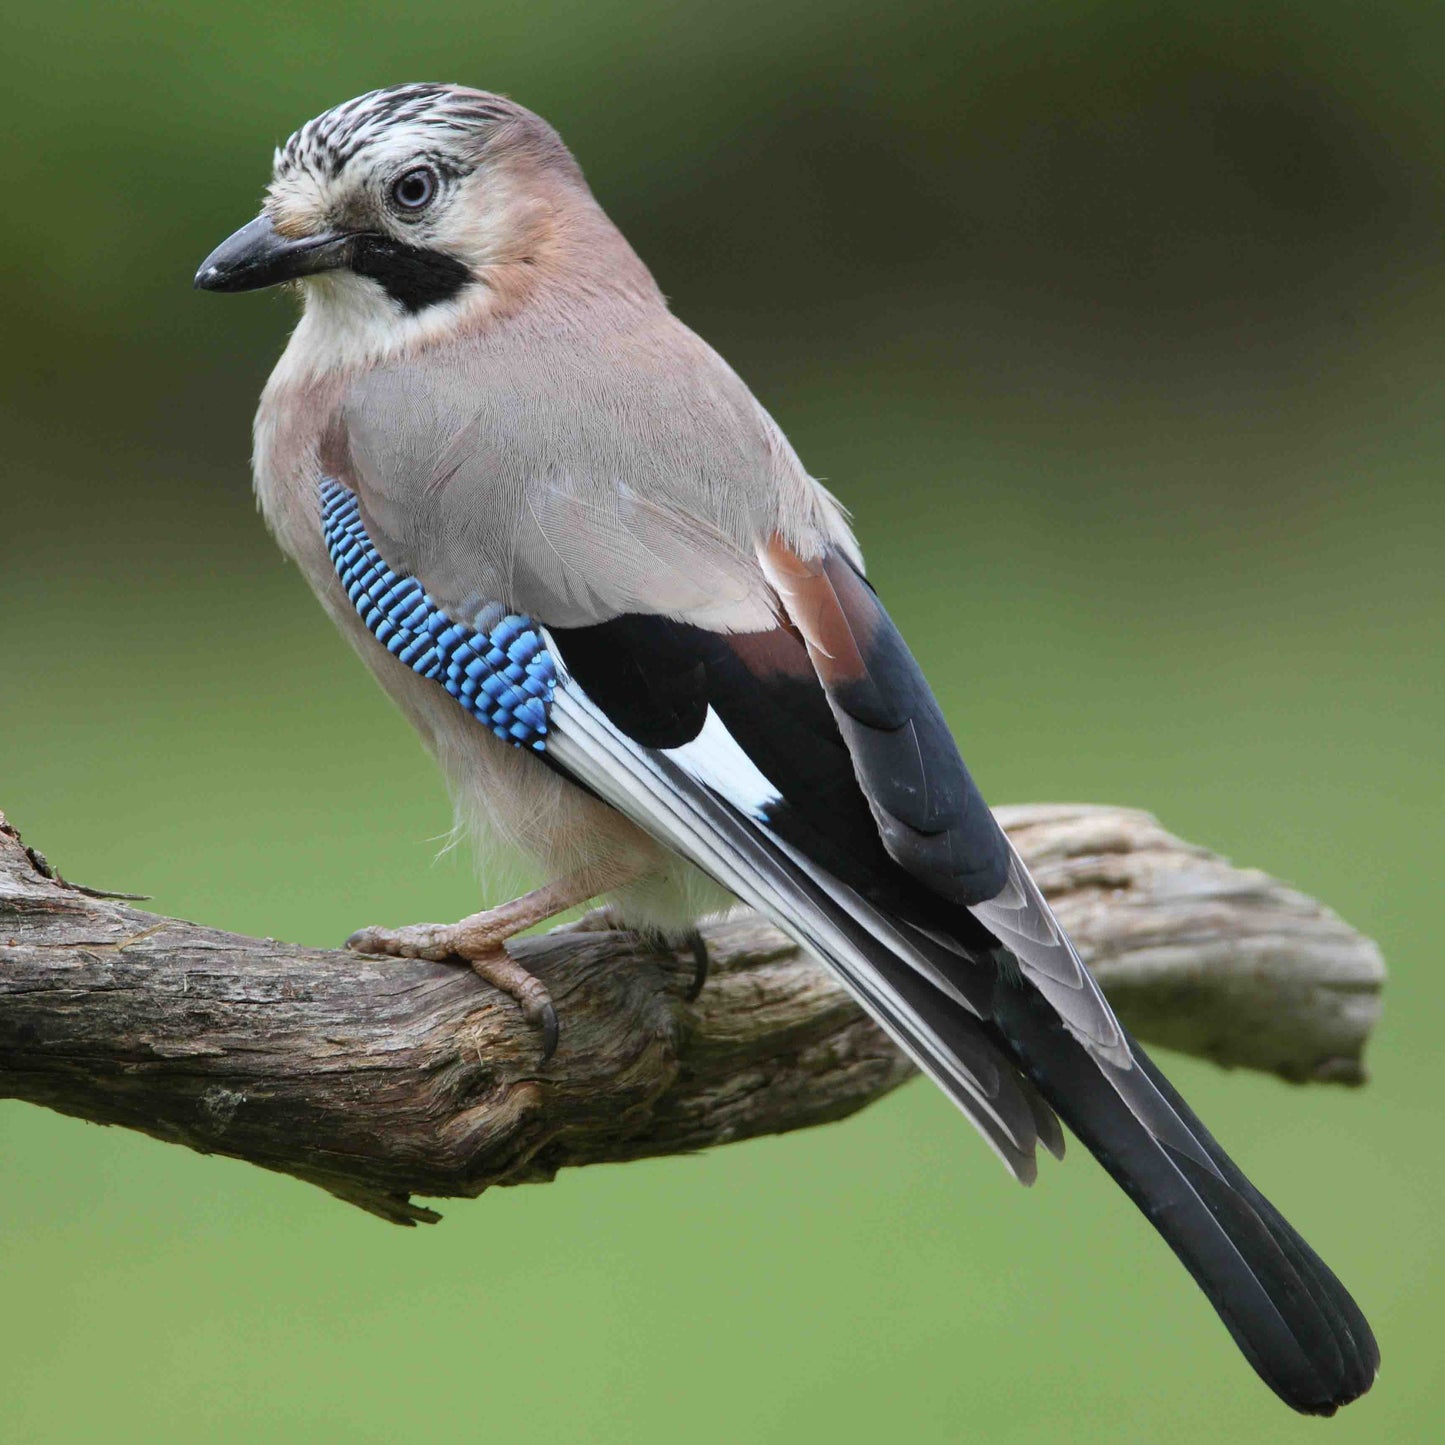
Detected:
[535,999,560,1062]
[343,921,559,1061]
[683,930,710,1001]
[465,950,559,1065]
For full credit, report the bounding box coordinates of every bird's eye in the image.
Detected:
[390,166,438,213]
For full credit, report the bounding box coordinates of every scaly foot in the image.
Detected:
[347,911,560,1057]
[345,865,645,1060]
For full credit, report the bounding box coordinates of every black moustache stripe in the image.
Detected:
[348,234,474,313]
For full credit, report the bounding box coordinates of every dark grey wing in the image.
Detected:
[543,612,1064,1182]
[541,593,1377,1417]
[759,539,1128,1065]
[318,477,1377,1416]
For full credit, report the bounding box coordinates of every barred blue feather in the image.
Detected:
[319,480,555,751]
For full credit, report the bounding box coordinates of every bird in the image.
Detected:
[196,83,1378,1413]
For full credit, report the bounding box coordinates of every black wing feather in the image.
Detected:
[545,560,1376,1415]
[550,611,1002,956]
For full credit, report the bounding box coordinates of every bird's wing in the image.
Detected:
[318,470,1376,1414]
[757,537,1131,1063]
[319,461,1060,1179]
[537,561,1376,1416]
[336,330,1125,1063]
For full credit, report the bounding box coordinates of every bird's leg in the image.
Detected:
[345,861,645,1059]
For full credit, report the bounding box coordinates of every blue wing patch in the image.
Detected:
[320,480,555,751]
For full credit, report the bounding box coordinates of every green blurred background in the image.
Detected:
[2,1,1441,1441]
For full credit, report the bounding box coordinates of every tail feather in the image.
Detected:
[990,982,1378,1415]
[546,681,1377,1414]
[1134,1047,1379,1401]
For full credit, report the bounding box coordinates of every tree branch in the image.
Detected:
[0,803,1383,1224]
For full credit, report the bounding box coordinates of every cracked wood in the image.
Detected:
[0,804,1384,1224]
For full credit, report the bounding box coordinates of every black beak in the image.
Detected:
[194,214,354,293]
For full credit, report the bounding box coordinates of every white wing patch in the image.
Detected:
[543,658,1060,1182]
[664,708,781,822]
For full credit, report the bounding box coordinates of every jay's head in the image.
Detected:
[196,84,592,330]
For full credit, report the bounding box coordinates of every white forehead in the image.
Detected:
[272,84,510,182]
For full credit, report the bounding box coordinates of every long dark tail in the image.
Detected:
[546,687,1378,1412]
[990,981,1378,1414]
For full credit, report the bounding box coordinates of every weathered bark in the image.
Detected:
[0,804,1383,1224]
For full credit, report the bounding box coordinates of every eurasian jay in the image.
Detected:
[196,84,1377,1413]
